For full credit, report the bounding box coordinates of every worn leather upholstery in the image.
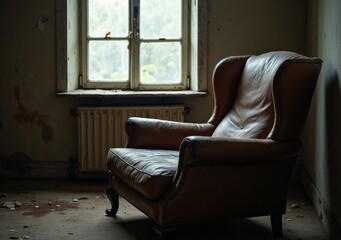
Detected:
[107,148,178,200]
[107,51,322,229]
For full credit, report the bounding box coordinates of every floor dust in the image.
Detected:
[0,180,329,240]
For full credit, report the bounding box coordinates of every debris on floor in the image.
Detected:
[1,200,22,209]
[9,235,30,240]
[7,227,31,240]
[72,196,90,202]
[78,197,89,200]
[0,181,329,240]
[290,203,301,209]
[288,202,307,221]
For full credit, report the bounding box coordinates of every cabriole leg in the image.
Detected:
[105,187,119,216]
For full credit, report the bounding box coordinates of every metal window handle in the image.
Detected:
[133,17,139,37]
[127,31,133,50]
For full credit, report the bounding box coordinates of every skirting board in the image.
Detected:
[301,167,341,239]
[0,160,108,180]
[0,160,70,179]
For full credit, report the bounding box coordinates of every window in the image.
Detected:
[56,0,207,96]
[82,0,188,90]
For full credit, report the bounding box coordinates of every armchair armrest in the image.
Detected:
[125,117,215,150]
[180,136,302,166]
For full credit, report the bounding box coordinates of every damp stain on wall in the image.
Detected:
[14,86,39,126]
[13,85,54,144]
[14,102,39,126]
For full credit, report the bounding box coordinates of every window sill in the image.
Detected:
[57,89,207,98]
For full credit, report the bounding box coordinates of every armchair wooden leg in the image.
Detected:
[154,225,177,240]
[271,214,283,237]
[105,187,119,216]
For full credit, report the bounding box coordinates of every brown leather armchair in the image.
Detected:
[105,51,322,239]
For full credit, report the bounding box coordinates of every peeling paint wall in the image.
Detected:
[0,0,307,178]
[0,0,79,178]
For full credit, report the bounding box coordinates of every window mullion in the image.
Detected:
[130,0,140,90]
[182,0,190,88]
[81,0,89,88]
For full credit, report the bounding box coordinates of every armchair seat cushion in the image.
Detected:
[107,148,178,200]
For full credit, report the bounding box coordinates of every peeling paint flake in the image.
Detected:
[35,16,49,32]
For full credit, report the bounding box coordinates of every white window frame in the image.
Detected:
[56,0,207,96]
[81,0,189,90]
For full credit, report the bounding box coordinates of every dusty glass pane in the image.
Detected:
[140,0,181,39]
[88,0,128,38]
[140,42,181,84]
[88,41,129,81]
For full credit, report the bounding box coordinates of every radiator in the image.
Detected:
[77,106,184,171]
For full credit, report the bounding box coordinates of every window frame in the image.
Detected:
[81,0,189,91]
[56,0,207,96]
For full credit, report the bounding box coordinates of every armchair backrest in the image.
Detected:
[210,51,322,142]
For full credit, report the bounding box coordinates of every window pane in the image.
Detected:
[140,0,182,39]
[88,41,129,82]
[140,42,181,84]
[88,0,128,38]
